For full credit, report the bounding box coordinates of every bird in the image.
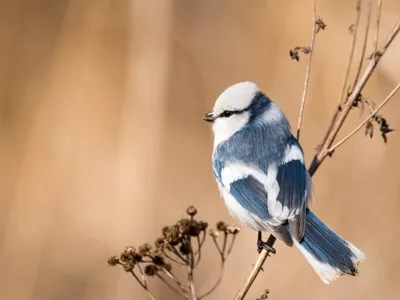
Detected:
[203,81,365,284]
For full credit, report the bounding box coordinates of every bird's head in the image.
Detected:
[203,81,287,147]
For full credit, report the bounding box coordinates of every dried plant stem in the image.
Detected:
[161,267,189,294]
[157,274,188,299]
[130,271,156,300]
[187,238,197,300]
[352,0,372,88]
[234,235,276,300]
[198,263,225,300]
[236,17,400,300]
[373,0,383,54]
[338,0,362,106]
[309,18,400,176]
[296,0,317,140]
[329,82,400,152]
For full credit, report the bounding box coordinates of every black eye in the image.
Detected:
[220,110,235,118]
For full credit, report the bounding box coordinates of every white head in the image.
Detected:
[203,81,286,148]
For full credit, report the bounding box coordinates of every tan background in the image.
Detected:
[1,0,400,299]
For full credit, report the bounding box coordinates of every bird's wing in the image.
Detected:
[273,137,311,240]
[217,163,294,246]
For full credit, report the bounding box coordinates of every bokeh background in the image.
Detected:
[1,0,400,299]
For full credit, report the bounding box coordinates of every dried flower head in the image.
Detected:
[179,243,191,255]
[227,225,241,235]
[186,205,197,216]
[189,220,202,237]
[216,221,227,232]
[198,220,208,231]
[151,252,166,266]
[139,243,152,256]
[209,229,220,238]
[144,265,158,276]
[164,224,182,246]
[178,218,191,235]
[155,237,166,249]
[123,262,135,272]
[108,256,120,266]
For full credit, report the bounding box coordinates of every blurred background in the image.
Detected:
[1,0,400,299]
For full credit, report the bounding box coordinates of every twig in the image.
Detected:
[187,237,197,300]
[211,236,224,260]
[130,271,156,300]
[309,18,400,176]
[162,250,187,265]
[138,264,149,289]
[195,235,202,267]
[296,0,317,141]
[156,274,188,299]
[198,264,225,300]
[373,0,383,55]
[352,0,372,89]
[160,267,189,294]
[227,234,237,255]
[338,0,362,106]
[328,82,400,153]
[234,235,276,300]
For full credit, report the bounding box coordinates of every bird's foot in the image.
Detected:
[257,231,276,254]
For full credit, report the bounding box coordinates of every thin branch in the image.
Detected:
[373,0,383,55]
[296,0,317,140]
[338,0,362,106]
[167,245,189,264]
[157,274,188,299]
[309,18,400,176]
[198,265,225,300]
[160,267,189,294]
[137,264,149,289]
[352,0,372,89]
[130,271,156,300]
[234,235,276,300]
[328,82,400,152]
[187,237,197,300]
[221,232,228,260]
[227,234,237,256]
[162,249,187,265]
[211,236,224,260]
[195,235,202,267]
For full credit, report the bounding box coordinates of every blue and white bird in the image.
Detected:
[203,81,365,284]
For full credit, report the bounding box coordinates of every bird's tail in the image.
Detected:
[292,209,365,284]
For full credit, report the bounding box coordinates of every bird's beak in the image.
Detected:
[202,111,215,123]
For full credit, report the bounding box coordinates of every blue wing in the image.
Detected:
[228,175,294,246]
[275,137,311,240]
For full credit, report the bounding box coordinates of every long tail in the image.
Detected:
[292,209,365,284]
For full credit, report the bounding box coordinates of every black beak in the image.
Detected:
[202,111,214,122]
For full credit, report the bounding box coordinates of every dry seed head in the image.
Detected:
[107,256,120,266]
[198,221,208,231]
[123,262,135,272]
[155,237,166,249]
[216,221,227,232]
[138,243,152,256]
[144,265,158,276]
[227,225,241,235]
[186,205,197,216]
[209,229,220,238]
[179,243,191,255]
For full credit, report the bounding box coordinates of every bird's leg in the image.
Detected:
[257,231,276,254]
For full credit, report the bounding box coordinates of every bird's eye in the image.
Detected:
[220,110,235,118]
